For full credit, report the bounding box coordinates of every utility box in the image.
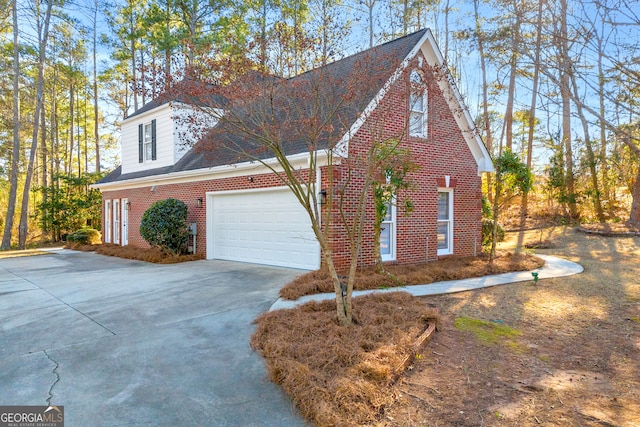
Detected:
[188,223,197,235]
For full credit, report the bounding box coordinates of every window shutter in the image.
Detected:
[151,119,157,160]
[138,124,143,163]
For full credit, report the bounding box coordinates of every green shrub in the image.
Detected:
[67,228,102,245]
[139,198,189,255]
[482,218,505,249]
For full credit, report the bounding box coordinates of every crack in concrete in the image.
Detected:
[43,350,60,406]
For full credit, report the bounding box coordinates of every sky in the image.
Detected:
[13,0,640,172]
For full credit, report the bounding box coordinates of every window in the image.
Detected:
[409,71,427,137]
[144,123,153,161]
[437,189,453,255]
[138,119,156,163]
[380,200,396,261]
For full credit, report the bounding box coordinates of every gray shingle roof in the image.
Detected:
[98,30,427,185]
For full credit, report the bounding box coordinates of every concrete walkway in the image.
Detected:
[270,255,584,311]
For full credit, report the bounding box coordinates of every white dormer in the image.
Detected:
[121,102,218,175]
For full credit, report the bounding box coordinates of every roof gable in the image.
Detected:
[335,29,493,174]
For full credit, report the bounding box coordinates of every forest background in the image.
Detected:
[1,0,639,249]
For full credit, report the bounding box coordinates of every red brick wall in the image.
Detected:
[324,57,482,270]
[101,56,483,269]
[101,172,298,256]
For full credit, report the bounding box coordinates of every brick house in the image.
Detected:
[94,29,493,271]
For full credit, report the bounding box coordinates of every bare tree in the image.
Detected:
[92,0,100,172]
[177,40,425,324]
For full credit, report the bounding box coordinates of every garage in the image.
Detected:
[207,187,321,270]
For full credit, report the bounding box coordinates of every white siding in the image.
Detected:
[120,103,219,175]
[121,104,175,174]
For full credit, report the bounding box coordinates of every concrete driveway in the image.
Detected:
[0,249,307,426]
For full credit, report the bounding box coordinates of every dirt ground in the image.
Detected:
[381,227,640,426]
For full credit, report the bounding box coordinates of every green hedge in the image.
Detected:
[139,198,189,255]
[67,228,102,245]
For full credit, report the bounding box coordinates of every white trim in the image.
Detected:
[334,29,493,175]
[409,91,427,138]
[437,188,453,256]
[93,150,336,192]
[113,199,121,245]
[143,122,153,162]
[206,186,295,260]
[123,102,171,125]
[122,198,129,246]
[104,200,112,243]
[418,31,493,174]
[205,185,321,269]
[380,201,396,262]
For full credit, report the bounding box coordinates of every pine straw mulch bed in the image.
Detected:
[577,222,640,236]
[64,243,204,264]
[251,292,439,427]
[280,251,545,300]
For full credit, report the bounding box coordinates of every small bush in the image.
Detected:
[139,198,189,255]
[482,218,505,249]
[66,228,102,245]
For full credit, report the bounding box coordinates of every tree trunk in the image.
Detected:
[93,0,101,172]
[630,166,640,226]
[402,0,408,35]
[259,0,267,67]
[570,73,605,222]
[502,15,521,152]
[18,0,53,249]
[490,172,502,263]
[68,82,75,175]
[77,88,82,176]
[41,86,48,234]
[473,0,494,202]
[443,0,450,62]
[559,0,578,219]
[596,17,612,218]
[516,0,543,253]
[130,9,138,112]
[165,0,171,89]
[1,0,20,250]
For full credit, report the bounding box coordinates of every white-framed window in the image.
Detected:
[380,200,396,261]
[409,70,427,138]
[104,200,112,243]
[437,189,453,256]
[138,119,156,163]
[144,123,153,161]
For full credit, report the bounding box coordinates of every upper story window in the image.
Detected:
[144,123,153,160]
[409,70,427,138]
[138,119,157,163]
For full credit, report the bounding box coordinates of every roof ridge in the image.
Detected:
[288,28,429,81]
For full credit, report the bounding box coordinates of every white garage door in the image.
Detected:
[208,188,320,270]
